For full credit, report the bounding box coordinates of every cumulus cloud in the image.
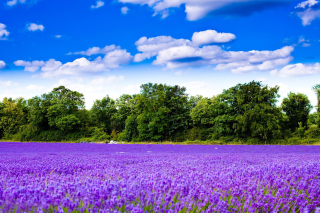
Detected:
[294,0,320,26]
[14,48,132,78]
[0,24,10,40]
[70,45,120,56]
[27,23,44,31]
[134,29,235,62]
[0,61,6,69]
[134,30,294,73]
[91,1,105,9]
[271,63,320,77]
[191,30,236,46]
[121,6,129,14]
[14,60,46,72]
[153,45,294,72]
[134,36,191,62]
[117,0,291,20]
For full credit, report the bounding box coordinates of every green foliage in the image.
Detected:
[190,81,284,141]
[55,115,80,131]
[117,130,126,142]
[188,127,201,141]
[125,114,139,142]
[0,98,25,136]
[91,127,110,141]
[281,92,312,131]
[305,124,320,138]
[0,82,320,144]
[135,83,190,142]
[90,95,117,134]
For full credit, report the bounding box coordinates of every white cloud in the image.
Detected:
[70,45,119,56]
[121,6,129,14]
[191,30,236,46]
[26,84,44,91]
[134,35,191,62]
[295,0,320,26]
[295,0,318,9]
[41,59,63,72]
[55,35,62,38]
[14,60,46,72]
[155,45,294,72]
[0,23,10,40]
[118,0,291,21]
[7,0,17,6]
[27,23,44,31]
[6,0,29,6]
[134,29,235,62]
[302,43,311,47]
[134,30,294,73]
[14,48,132,78]
[271,63,320,77]
[0,61,6,69]
[91,1,105,9]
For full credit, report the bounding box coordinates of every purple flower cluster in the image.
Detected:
[1,143,320,213]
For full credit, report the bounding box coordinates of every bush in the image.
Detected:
[117,130,126,142]
[247,138,261,145]
[91,127,111,142]
[287,137,301,145]
[219,135,235,143]
[305,124,320,138]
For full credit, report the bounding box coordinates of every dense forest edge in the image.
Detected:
[0,81,320,145]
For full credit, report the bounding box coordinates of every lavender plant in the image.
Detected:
[1,143,320,213]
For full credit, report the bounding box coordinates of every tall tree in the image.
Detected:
[135,83,190,141]
[215,81,283,141]
[281,92,312,131]
[29,86,85,132]
[90,95,117,134]
[113,94,135,133]
[313,84,320,127]
[0,98,25,136]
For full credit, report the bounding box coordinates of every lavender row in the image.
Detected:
[1,143,320,212]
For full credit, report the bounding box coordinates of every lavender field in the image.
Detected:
[1,143,320,213]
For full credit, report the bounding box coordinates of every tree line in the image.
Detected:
[0,81,319,144]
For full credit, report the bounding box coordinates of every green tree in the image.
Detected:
[90,95,117,134]
[0,98,25,136]
[190,97,218,140]
[113,94,135,133]
[313,84,320,127]
[28,86,85,133]
[281,92,312,131]
[135,83,190,142]
[213,81,283,141]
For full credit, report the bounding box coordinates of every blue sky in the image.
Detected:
[1,0,320,108]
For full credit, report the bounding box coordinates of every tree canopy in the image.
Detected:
[0,81,319,144]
